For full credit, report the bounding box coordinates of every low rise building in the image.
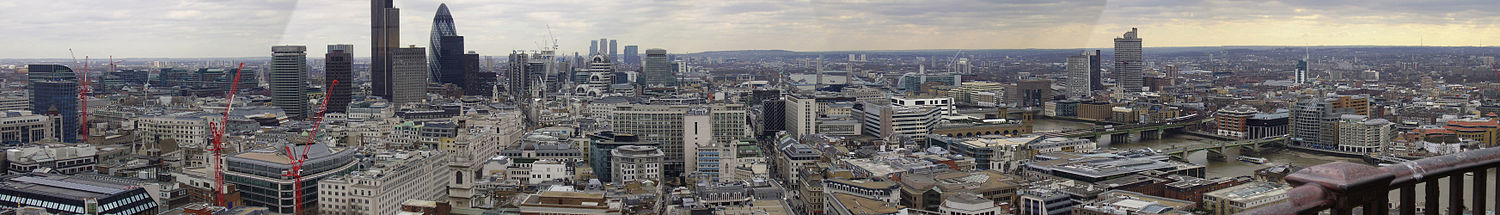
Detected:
[610,145,663,184]
[1203,182,1289,215]
[317,150,449,215]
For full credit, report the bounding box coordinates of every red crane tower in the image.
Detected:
[208,63,250,207]
[280,80,337,215]
[66,50,91,143]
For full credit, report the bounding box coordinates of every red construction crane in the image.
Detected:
[281,80,337,215]
[208,63,249,207]
[77,56,91,143]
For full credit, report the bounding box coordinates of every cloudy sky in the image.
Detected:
[5,0,1499,58]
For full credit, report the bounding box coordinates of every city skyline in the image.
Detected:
[4,0,1499,58]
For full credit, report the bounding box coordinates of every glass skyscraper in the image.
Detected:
[370,0,400,100]
[27,64,78,143]
[429,3,458,84]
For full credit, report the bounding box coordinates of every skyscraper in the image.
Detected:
[371,0,400,99]
[271,45,309,119]
[27,64,78,143]
[1114,28,1143,93]
[623,45,639,65]
[429,3,458,83]
[507,52,530,98]
[641,48,676,87]
[597,38,608,55]
[1295,59,1308,85]
[1090,50,1103,90]
[1065,51,1096,99]
[392,46,429,104]
[436,35,466,86]
[326,44,353,113]
[608,40,618,62]
[589,41,598,56]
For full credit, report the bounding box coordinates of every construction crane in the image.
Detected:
[65,50,92,143]
[208,63,250,207]
[282,80,337,215]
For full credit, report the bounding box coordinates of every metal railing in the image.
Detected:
[1241,146,1500,215]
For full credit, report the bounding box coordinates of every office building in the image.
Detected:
[1336,115,1393,155]
[5,144,96,175]
[224,143,357,214]
[517,189,623,215]
[641,48,676,87]
[623,45,639,65]
[370,0,400,99]
[785,94,817,137]
[1295,59,1308,85]
[27,64,79,143]
[1073,190,1195,215]
[436,35,467,86]
[1025,152,1206,182]
[951,81,1005,106]
[318,150,448,215]
[1066,51,1097,99]
[1216,104,1258,138]
[855,102,941,141]
[590,40,599,56]
[897,170,1020,212]
[938,192,1007,215]
[609,104,748,180]
[609,39,618,62]
[462,52,494,96]
[0,111,51,146]
[898,73,961,93]
[270,45,310,119]
[1247,111,1290,139]
[1291,96,1369,153]
[1203,182,1288,215]
[325,44,353,113]
[391,46,429,104]
[428,3,458,83]
[0,173,160,215]
[610,145,663,184]
[0,96,29,112]
[1115,28,1143,93]
[1008,79,1052,107]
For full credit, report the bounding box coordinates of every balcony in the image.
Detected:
[1241,146,1500,215]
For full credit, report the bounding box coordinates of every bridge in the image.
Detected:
[1158,136,1286,160]
[1040,114,1209,145]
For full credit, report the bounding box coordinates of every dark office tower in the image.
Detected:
[623,45,639,65]
[589,41,598,56]
[608,40,618,62]
[436,35,466,86]
[597,38,609,55]
[1090,50,1103,91]
[429,3,458,83]
[271,45,310,119]
[371,0,400,99]
[1114,28,1143,93]
[463,52,494,96]
[27,64,79,143]
[326,45,354,113]
[641,48,676,86]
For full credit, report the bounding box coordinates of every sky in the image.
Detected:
[4,0,1499,58]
